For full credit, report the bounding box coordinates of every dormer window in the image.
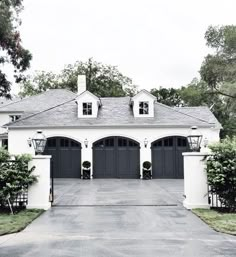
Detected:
[139,101,149,115]
[9,115,21,122]
[83,102,92,115]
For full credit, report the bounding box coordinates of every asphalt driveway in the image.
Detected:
[0,179,235,257]
[53,179,184,206]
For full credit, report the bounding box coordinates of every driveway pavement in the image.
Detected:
[0,179,235,257]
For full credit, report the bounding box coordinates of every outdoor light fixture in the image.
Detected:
[31,130,47,155]
[203,137,209,148]
[27,137,32,147]
[187,126,203,152]
[144,138,148,148]
[84,138,88,148]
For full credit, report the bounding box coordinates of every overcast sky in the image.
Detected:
[14,0,236,92]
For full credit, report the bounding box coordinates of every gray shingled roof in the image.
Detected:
[0,89,76,114]
[5,94,221,128]
[174,106,221,128]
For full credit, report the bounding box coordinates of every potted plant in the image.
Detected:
[142,161,152,179]
[82,161,91,179]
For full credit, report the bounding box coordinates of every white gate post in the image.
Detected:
[27,155,51,210]
[182,152,210,209]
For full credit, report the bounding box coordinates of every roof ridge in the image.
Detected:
[156,102,213,125]
[4,97,76,127]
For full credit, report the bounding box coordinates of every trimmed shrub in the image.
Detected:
[205,137,236,211]
[143,161,152,170]
[82,161,91,169]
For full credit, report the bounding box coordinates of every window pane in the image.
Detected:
[118,138,127,147]
[105,138,114,147]
[71,141,80,148]
[60,138,69,147]
[48,138,56,147]
[139,101,149,115]
[83,102,92,115]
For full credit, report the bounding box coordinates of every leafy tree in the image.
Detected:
[150,87,183,106]
[0,0,32,98]
[179,78,236,138]
[200,25,236,98]
[179,78,217,106]
[19,58,137,97]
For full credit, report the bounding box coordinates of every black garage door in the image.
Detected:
[93,137,140,178]
[44,137,81,178]
[151,136,189,179]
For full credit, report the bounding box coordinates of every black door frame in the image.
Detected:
[92,136,140,178]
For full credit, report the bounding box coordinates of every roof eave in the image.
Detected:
[6,123,217,129]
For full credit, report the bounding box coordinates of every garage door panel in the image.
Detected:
[175,147,186,178]
[152,136,189,179]
[44,137,81,178]
[117,149,128,177]
[93,137,140,178]
[163,148,175,178]
[93,148,116,178]
[117,148,139,178]
[128,149,140,178]
[93,149,106,177]
[152,148,164,178]
[105,149,116,177]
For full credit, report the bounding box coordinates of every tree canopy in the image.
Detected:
[19,58,137,97]
[200,25,236,98]
[150,87,183,106]
[0,0,32,98]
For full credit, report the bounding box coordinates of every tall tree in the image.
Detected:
[20,58,138,97]
[150,87,183,106]
[179,78,236,138]
[200,25,236,98]
[0,0,32,98]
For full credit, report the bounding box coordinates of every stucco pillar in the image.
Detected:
[182,152,210,209]
[81,142,93,178]
[140,141,151,179]
[27,155,51,210]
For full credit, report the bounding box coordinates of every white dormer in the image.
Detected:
[131,90,156,118]
[76,75,100,118]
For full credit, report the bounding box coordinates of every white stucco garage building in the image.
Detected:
[0,76,221,179]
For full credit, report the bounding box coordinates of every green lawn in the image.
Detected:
[192,209,236,235]
[0,209,44,236]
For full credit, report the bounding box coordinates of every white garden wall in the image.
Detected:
[8,126,220,177]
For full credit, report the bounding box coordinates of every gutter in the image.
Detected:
[6,123,217,130]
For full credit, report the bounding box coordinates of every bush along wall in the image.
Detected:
[0,148,37,211]
[205,137,236,212]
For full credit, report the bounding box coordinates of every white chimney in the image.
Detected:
[77,75,86,95]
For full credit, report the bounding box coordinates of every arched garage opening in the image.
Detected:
[44,137,81,178]
[151,136,189,179]
[93,136,140,178]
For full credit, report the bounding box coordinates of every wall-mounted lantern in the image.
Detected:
[84,138,88,148]
[203,137,209,148]
[144,138,148,148]
[187,126,202,152]
[28,130,47,155]
[27,137,32,147]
